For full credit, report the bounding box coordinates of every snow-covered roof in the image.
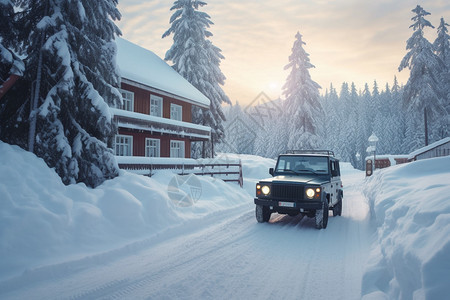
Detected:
[115,37,210,108]
[408,137,450,160]
[111,108,211,132]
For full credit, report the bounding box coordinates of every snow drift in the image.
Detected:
[362,156,450,300]
[0,142,272,280]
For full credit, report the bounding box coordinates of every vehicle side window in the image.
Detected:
[330,160,338,177]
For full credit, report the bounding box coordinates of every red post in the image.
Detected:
[0,74,20,100]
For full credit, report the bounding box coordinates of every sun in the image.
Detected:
[268,82,279,91]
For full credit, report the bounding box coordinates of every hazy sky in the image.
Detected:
[117,0,450,106]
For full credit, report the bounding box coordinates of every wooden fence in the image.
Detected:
[118,159,243,187]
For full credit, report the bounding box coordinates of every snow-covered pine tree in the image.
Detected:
[349,82,364,167]
[0,0,122,187]
[219,101,257,155]
[283,32,324,150]
[433,17,450,138]
[390,76,406,154]
[399,5,445,147]
[371,80,381,114]
[0,0,35,148]
[373,83,392,155]
[359,83,373,159]
[0,0,26,141]
[322,83,338,151]
[163,0,231,158]
[0,0,23,76]
[336,82,353,162]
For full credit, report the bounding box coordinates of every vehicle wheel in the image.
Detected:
[333,197,342,217]
[315,201,329,229]
[256,205,271,223]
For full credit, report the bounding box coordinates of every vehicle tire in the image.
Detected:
[333,197,342,217]
[315,201,329,229]
[256,205,271,223]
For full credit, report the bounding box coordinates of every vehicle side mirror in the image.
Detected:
[269,168,274,176]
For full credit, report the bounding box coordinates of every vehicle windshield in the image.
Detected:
[275,155,329,175]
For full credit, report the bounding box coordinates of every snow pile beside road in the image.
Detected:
[362,156,450,299]
[0,142,267,280]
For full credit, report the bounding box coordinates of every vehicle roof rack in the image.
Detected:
[285,150,335,156]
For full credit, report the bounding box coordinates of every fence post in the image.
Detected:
[238,159,243,188]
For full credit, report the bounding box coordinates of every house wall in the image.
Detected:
[118,129,191,158]
[121,82,192,122]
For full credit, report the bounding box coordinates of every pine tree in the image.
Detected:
[434,18,450,82]
[399,5,445,145]
[336,82,353,162]
[322,83,339,153]
[163,0,231,158]
[433,17,450,138]
[0,0,26,140]
[0,0,122,187]
[0,0,23,76]
[349,82,363,167]
[283,32,324,150]
[391,76,406,154]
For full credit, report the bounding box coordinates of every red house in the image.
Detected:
[112,38,211,159]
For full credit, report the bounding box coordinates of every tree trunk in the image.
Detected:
[424,107,428,146]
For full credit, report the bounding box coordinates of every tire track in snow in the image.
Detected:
[62,209,257,300]
[0,204,254,300]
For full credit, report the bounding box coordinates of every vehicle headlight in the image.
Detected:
[306,187,321,199]
[261,185,271,196]
[306,188,315,199]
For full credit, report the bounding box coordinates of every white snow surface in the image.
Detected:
[0,142,251,280]
[362,156,450,300]
[115,37,210,108]
[0,141,448,299]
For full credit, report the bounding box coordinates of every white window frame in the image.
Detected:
[114,135,133,156]
[170,103,183,121]
[145,138,160,157]
[170,140,185,158]
[120,89,134,112]
[150,94,163,117]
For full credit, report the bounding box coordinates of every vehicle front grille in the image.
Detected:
[271,184,304,201]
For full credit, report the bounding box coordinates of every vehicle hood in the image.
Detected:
[259,175,329,185]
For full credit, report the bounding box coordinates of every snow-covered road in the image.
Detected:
[1,167,372,300]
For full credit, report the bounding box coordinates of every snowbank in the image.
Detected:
[0,142,272,280]
[362,156,450,299]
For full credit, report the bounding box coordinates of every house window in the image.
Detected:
[170,103,182,121]
[170,140,185,158]
[150,94,163,117]
[120,89,134,112]
[145,138,160,157]
[114,135,133,156]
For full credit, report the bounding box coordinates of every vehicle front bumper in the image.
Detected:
[254,198,323,210]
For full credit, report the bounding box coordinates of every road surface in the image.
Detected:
[0,169,372,299]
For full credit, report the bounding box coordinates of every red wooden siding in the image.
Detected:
[118,129,191,158]
[163,97,192,122]
[121,82,192,122]
[121,82,149,114]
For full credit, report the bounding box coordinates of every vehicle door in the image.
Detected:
[329,159,341,205]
